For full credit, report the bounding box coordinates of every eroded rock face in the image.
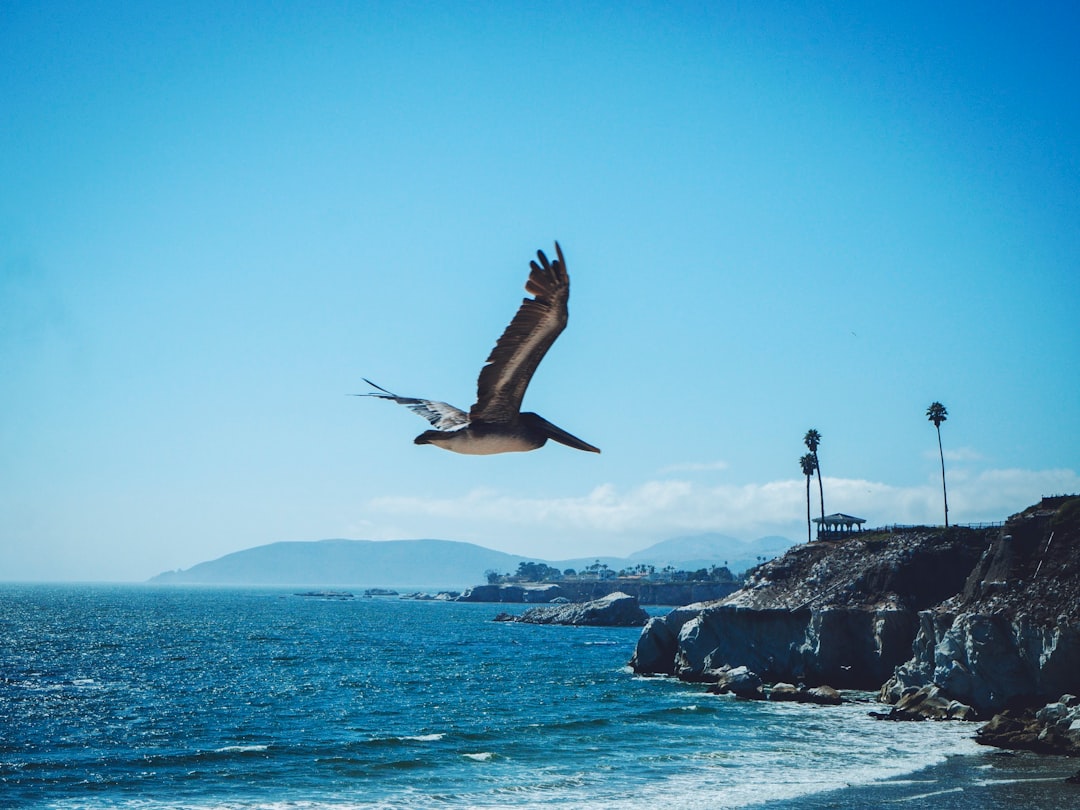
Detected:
[629,603,714,676]
[631,497,1080,722]
[631,526,991,689]
[494,592,649,627]
[666,604,915,689]
[881,497,1080,714]
[881,613,1080,713]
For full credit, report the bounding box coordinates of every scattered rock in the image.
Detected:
[493,592,648,627]
[975,695,1080,755]
[765,682,843,705]
[294,590,354,600]
[768,683,802,702]
[804,685,843,706]
[398,591,460,601]
[869,685,977,721]
[705,666,764,700]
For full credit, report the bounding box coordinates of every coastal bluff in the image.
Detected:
[631,497,1080,720]
[881,496,1080,713]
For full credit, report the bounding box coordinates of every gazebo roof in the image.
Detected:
[812,513,866,526]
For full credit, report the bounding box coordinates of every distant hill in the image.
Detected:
[149,533,797,589]
[149,539,533,590]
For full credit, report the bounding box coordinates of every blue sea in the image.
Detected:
[2,585,1073,809]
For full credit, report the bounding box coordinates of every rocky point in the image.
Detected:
[630,496,1080,759]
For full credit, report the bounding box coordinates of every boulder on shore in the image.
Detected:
[869,685,978,721]
[975,694,1080,755]
[493,592,648,627]
[767,682,843,705]
[704,665,765,700]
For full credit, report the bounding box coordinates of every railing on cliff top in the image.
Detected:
[869,521,1005,532]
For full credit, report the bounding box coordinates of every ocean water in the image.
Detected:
[0,585,1003,809]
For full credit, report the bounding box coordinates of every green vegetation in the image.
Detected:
[487,560,736,584]
[1051,495,1080,530]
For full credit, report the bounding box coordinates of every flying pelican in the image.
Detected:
[360,242,600,455]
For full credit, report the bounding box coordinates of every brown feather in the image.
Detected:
[470,243,569,423]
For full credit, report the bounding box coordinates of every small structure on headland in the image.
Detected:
[812,513,866,540]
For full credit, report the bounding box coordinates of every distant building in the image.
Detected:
[812,513,866,540]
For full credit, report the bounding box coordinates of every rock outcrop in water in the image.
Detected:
[494,592,649,627]
[631,497,1080,726]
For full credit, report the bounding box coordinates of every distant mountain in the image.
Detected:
[149,539,533,590]
[149,533,798,589]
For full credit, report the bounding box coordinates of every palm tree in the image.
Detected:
[927,401,949,527]
[803,429,824,523]
[799,453,817,542]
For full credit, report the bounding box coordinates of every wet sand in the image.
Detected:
[760,749,1078,809]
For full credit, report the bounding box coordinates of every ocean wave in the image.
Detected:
[214,745,270,753]
[400,733,445,742]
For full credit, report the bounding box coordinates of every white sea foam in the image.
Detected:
[609,700,985,810]
[462,751,495,761]
[886,787,966,802]
[401,732,445,742]
[215,745,269,753]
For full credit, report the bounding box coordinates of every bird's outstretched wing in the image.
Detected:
[470,242,569,423]
[357,379,469,431]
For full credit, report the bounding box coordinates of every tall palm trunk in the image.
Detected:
[814,454,824,523]
[806,473,812,541]
[936,425,949,527]
[799,453,817,542]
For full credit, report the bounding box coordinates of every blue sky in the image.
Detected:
[3,2,1078,582]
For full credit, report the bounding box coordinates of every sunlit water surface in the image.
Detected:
[1,585,986,809]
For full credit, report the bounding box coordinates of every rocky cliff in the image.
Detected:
[631,496,1080,725]
[631,524,993,689]
[881,496,1080,714]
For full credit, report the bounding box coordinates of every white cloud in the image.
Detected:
[363,467,1080,557]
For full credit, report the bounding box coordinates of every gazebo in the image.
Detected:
[812,513,866,540]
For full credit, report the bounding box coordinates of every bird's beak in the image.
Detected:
[534,416,601,454]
